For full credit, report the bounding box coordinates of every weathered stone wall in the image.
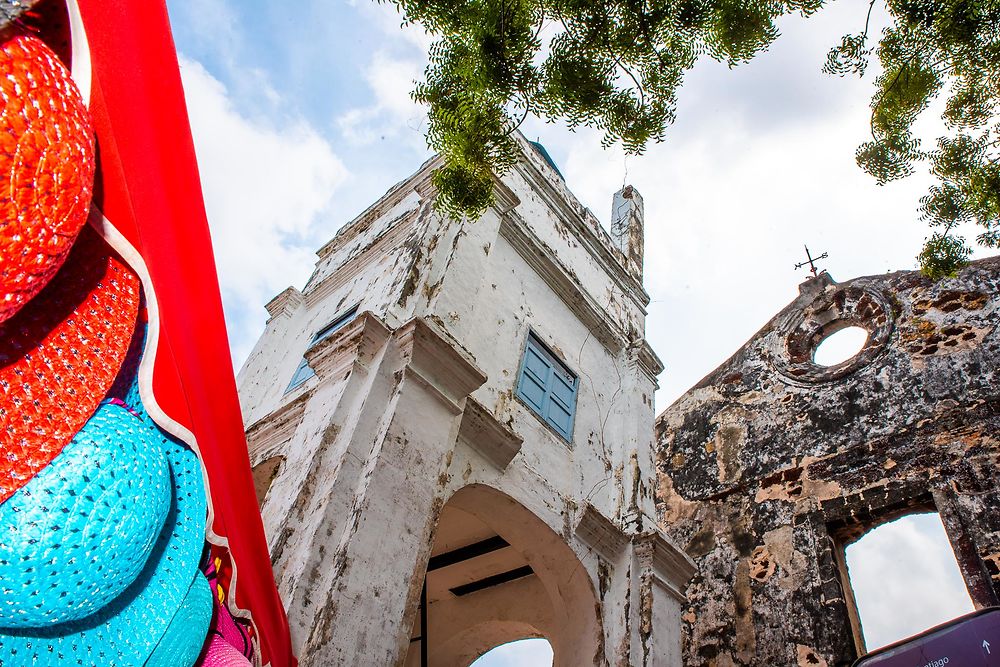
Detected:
[656,260,1000,666]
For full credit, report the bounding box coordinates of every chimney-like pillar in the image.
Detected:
[610,185,644,281]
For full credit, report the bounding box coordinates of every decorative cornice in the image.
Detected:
[245,392,310,460]
[511,135,650,309]
[457,397,523,470]
[490,173,521,214]
[575,503,629,559]
[395,317,487,414]
[499,213,626,353]
[305,161,520,310]
[265,287,303,323]
[633,530,697,603]
[305,311,391,381]
[305,210,423,310]
[316,156,443,262]
[635,339,665,387]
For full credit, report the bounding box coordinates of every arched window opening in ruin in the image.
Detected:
[842,512,974,653]
[470,638,553,666]
[403,484,601,667]
[813,325,868,366]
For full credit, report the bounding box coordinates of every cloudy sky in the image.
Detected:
[162,0,983,662]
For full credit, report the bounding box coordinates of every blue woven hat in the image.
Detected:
[0,403,171,628]
[146,568,215,667]
[0,397,212,666]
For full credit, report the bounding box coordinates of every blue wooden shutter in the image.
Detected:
[546,365,576,438]
[516,333,578,441]
[286,356,315,391]
[518,343,553,412]
[284,305,360,393]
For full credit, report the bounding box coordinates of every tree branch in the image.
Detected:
[861,0,878,42]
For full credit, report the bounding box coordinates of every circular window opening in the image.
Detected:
[813,326,869,367]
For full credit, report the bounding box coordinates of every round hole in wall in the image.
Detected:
[772,285,894,383]
[813,326,869,367]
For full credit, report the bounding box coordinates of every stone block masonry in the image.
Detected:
[656,260,1000,666]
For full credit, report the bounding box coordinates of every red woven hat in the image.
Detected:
[0,225,140,502]
[0,29,95,323]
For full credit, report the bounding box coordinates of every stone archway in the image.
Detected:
[404,484,602,667]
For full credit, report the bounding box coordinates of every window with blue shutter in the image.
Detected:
[286,356,315,391]
[285,305,359,392]
[516,332,579,441]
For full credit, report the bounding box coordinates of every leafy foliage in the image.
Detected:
[833,0,1000,277]
[918,230,972,278]
[390,0,1000,278]
[388,0,818,218]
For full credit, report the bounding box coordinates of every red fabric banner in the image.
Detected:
[75,2,295,665]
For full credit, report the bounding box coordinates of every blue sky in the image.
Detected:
[162,1,984,662]
[164,0,990,406]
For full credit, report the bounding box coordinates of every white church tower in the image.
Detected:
[237,134,694,665]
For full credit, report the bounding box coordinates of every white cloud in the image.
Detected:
[354,0,436,53]
[336,0,432,151]
[168,0,242,57]
[813,326,869,366]
[178,56,348,366]
[337,51,427,147]
[846,513,974,651]
[529,111,931,406]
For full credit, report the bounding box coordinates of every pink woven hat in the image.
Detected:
[199,634,254,667]
[193,558,255,666]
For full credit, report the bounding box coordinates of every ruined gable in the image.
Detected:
[656,259,1000,666]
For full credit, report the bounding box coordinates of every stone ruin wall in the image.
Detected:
[655,258,1000,666]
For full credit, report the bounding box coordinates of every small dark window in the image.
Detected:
[286,357,315,391]
[516,332,578,441]
[313,306,360,343]
[285,305,359,392]
[251,455,285,508]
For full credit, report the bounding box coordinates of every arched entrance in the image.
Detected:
[404,484,602,666]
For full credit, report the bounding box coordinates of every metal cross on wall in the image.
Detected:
[795,245,829,277]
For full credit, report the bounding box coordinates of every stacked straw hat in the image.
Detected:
[200,635,255,667]
[0,378,214,666]
[0,26,96,325]
[0,228,140,503]
[0,7,220,666]
[0,23,127,503]
[0,403,172,628]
